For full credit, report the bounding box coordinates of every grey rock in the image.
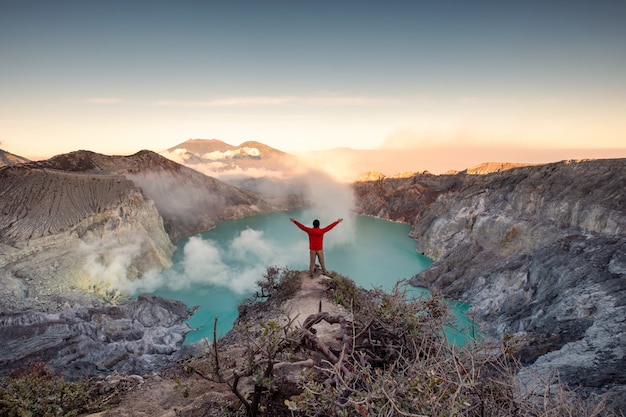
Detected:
[0,165,175,311]
[0,294,195,379]
[355,158,626,412]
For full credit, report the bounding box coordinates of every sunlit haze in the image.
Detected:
[1,1,625,167]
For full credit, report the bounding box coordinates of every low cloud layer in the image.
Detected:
[202,147,260,161]
[155,94,385,108]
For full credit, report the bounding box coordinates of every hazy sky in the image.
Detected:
[1,0,625,160]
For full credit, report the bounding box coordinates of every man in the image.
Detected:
[290,217,343,277]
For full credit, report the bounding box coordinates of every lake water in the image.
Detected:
[153,210,475,345]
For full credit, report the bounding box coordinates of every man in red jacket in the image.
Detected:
[290,217,343,277]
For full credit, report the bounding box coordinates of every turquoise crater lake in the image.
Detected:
[151,210,473,344]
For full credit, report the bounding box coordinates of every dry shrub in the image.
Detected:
[288,282,620,417]
[199,276,619,417]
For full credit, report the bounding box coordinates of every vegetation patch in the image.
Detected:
[0,362,107,416]
[325,272,369,315]
[183,273,618,417]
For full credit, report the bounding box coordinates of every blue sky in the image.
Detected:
[1,0,625,159]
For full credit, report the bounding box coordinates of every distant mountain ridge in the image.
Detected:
[464,161,534,174]
[167,138,290,157]
[161,138,299,175]
[0,148,29,167]
[160,139,307,210]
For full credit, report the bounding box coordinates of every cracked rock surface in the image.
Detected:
[355,158,626,412]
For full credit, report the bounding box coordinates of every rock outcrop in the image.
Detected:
[354,158,626,410]
[0,164,174,311]
[0,293,194,379]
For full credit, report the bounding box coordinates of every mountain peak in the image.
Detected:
[160,139,298,175]
[0,148,30,167]
[168,139,232,154]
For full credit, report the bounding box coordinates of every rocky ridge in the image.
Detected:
[0,164,174,311]
[28,149,275,242]
[354,158,626,410]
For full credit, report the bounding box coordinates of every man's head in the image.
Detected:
[313,219,320,228]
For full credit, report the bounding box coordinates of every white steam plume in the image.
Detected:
[296,167,356,247]
[126,170,225,229]
[80,237,145,292]
[82,229,303,296]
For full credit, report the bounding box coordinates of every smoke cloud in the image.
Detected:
[126,170,225,233]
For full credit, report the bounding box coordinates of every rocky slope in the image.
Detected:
[0,293,194,379]
[0,150,273,378]
[0,164,174,311]
[28,149,275,242]
[354,158,626,410]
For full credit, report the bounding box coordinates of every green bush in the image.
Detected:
[0,362,101,417]
[327,272,365,313]
[254,266,301,303]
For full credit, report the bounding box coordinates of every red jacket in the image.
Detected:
[292,220,340,250]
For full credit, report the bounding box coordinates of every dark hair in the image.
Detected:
[313,219,320,228]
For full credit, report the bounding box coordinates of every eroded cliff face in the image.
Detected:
[0,165,174,311]
[354,158,626,409]
[0,150,272,378]
[29,149,275,242]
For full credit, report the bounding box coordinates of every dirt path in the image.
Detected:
[281,271,352,346]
